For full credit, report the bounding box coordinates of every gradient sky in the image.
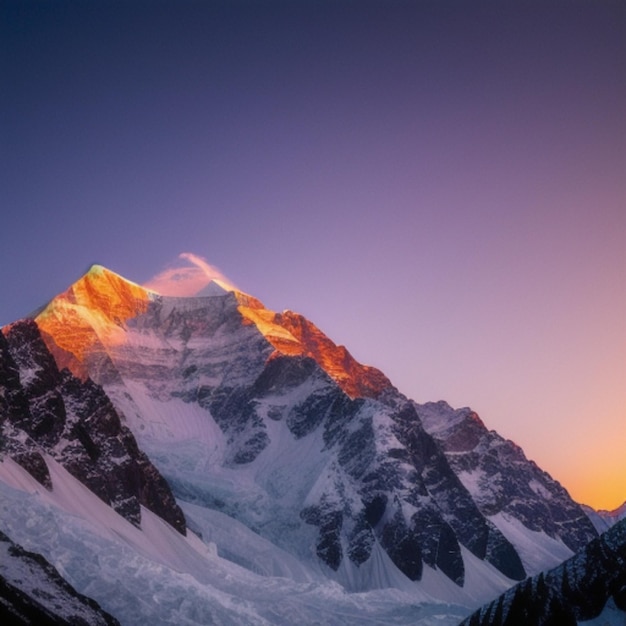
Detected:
[1,1,624,510]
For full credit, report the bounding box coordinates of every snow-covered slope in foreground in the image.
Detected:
[0,456,471,625]
[0,528,119,625]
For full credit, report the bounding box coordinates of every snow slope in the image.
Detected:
[0,457,472,625]
[0,529,118,625]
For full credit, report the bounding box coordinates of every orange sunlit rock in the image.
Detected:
[237,305,302,355]
[35,265,151,376]
[32,265,391,399]
[238,301,391,399]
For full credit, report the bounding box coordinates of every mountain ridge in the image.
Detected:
[0,263,605,624]
[33,265,391,400]
[28,266,597,573]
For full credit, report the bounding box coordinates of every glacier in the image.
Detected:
[0,456,471,625]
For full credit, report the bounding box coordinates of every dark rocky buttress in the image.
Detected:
[0,319,185,534]
[227,350,526,585]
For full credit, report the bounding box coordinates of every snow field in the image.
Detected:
[488,512,573,574]
[0,456,471,625]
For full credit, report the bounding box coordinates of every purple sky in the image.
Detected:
[1,1,624,509]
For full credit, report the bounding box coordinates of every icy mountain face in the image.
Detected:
[29,267,529,587]
[0,318,185,533]
[0,529,120,626]
[461,519,626,625]
[417,401,597,554]
[27,266,593,592]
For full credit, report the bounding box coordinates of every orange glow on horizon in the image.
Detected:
[550,458,626,513]
[571,486,625,513]
[507,424,626,512]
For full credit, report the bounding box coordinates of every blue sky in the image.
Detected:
[1,0,624,508]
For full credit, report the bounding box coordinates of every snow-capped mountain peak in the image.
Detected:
[33,265,391,400]
[32,265,153,376]
[0,262,610,625]
[197,279,235,297]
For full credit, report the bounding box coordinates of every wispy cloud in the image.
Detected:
[143,253,237,296]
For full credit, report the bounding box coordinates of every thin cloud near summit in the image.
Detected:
[142,253,237,297]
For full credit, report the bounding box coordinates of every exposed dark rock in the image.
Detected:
[380,508,423,581]
[363,493,387,527]
[302,504,344,571]
[198,385,269,465]
[10,450,51,490]
[392,401,525,582]
[417,401,598,555]
[411,506,463,584]
[0,320,185,535]
[348,512,376,565]
[337,418,376,479]
[253,354,319,394]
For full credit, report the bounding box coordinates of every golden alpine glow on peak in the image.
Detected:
[32,262,391,399]
[35,265,151,374]
[237,304,391,399]
[71,265,153,319]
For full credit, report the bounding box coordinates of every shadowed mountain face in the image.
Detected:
[417,401,597,553]
[11,265,595,589]
[0,318,185,534]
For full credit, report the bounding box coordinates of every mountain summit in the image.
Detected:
[0,264,603,625]
[36,265,391,398]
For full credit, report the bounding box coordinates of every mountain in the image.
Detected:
[460,519,626,625]
[416,401,596,571]
[0,264,602,624]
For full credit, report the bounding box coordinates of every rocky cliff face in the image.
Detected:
[417,401,597,553]
[0,318,185,534]
[23,266,597,591]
